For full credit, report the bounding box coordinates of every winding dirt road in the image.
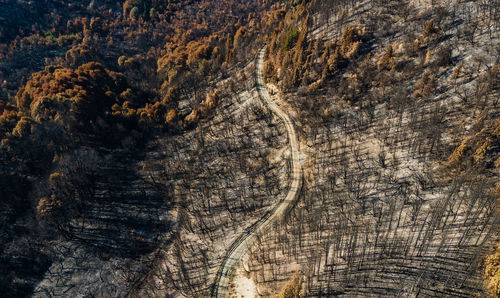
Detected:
[212,47,303,297]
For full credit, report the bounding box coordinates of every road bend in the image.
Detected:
[212,47,303,297]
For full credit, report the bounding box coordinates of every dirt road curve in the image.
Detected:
[212,47,303,297]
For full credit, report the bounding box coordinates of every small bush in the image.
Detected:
[377,45,393,70]
[450,63,462,79]
[413,72,436,97]
[485,242,500,297]
[448,137,470,167]
[339,26,365,59]
[12,116,32,138]
[420,20,437,44]
[165,109,177,124]
[281,26,299,51]
[129,6,139,20]
[275,272,302,298]
[37,195,62,219]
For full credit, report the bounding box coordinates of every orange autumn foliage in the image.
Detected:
[15,62,128,122]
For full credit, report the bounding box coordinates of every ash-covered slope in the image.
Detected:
[242,0,500,296]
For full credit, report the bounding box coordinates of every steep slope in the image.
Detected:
[0,0,498,296]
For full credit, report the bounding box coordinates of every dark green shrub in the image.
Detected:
[282,26,299,51]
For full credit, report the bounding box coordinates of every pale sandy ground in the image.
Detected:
[231,258,258,298]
